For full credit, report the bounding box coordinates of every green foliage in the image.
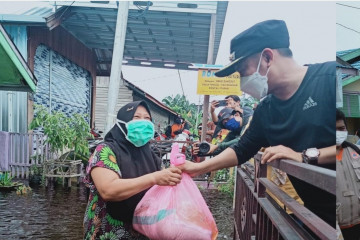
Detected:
[0,172,14,186]
[29,165,45,185]
[213,168,235,198]
[217,172,235,198]
[162,94,200,134]
[29,164,42,175]
[240,94,259,109]
[29,105,92,160]
[214,168,230,182]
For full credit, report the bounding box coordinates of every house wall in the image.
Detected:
[0,25,28,133]
[344,81,360,92]
[27,26,97,127]
[95,76,176,135]
[94,76,133,134]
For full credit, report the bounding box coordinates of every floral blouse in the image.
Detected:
[83,143,149,240]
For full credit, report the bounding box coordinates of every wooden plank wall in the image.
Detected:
[95,76,133,134]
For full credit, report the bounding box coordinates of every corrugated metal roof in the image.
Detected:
[337,49,357,57]
[0,1,227,75]
[123,78,178,116]
[337,48,360,70]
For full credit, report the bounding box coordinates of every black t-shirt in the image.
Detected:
[230,61,336,226]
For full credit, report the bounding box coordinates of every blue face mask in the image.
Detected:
[224,118,240,131]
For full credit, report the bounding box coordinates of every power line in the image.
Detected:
[177,69,185,96]
[336,3,360,10]
[337,23,360,35]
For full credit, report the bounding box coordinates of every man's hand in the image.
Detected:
[193,142,218,155]
[208,143,219,154]
[177,160,202,177]
[210,100,218,113]
[261,145,302,164]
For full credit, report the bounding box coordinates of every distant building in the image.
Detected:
[95,76,179,135]
[336,48,360,136]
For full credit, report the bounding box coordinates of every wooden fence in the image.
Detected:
[7,132,50,178]
[234,153,336,240]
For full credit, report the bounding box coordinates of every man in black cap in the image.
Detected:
[180,19,336,227]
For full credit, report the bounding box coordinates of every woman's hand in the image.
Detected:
[154,167,182,186]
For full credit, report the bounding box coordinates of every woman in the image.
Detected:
[83,101,182,239]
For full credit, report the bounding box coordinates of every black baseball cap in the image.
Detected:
[215,19,290,77]
[218,107,234,124]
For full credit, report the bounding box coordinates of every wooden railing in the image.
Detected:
[234,153,336,240]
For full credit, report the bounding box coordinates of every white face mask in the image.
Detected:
[336,130,348,146]
[240,50,270,100]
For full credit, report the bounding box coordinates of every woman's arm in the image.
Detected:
[91,167,182,201]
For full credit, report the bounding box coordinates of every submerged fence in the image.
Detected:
[234,153,336,240]
[0,131,50,178]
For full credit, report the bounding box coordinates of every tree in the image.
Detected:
[29,105,92,161]
[162,94,200,134]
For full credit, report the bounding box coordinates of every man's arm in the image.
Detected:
[261,145,336,164]
[179,148,238,177]
[180,109,267,177]
[211,136,240,154]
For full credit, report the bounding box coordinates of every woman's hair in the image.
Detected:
[336,108,347,128]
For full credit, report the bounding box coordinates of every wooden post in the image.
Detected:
[105,1,129,133]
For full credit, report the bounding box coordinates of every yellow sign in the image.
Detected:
[197,69,241,95]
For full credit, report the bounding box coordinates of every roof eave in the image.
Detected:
[0,23,37,92]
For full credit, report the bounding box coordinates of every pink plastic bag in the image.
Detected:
[133,143,218,240]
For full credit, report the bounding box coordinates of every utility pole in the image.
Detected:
[105,1,129,133]
[201,13,216,143]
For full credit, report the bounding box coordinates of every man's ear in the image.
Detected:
[262,48,274,65]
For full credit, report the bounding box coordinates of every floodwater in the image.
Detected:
[0,181,233,239]
[0,181,88,239]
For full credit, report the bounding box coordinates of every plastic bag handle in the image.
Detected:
[170,143,186,166]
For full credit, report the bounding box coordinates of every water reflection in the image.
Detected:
[0,181,88,239]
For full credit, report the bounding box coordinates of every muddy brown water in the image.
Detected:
[0,181,233,239]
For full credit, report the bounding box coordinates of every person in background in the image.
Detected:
[197,123,214,143]
[171,115,185,138]
[336,109,360,239]
[83,101,182,239]
[210,95,253,139]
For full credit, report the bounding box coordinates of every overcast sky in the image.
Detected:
[336,1,360,51]
[123,1,336,104]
